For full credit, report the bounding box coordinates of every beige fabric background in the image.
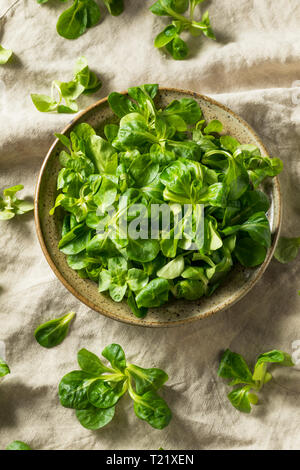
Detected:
[0,0,300,450]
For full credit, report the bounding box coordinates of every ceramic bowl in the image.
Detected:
[34,87,281,327]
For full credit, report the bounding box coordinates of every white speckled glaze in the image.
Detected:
[34,88,281,327]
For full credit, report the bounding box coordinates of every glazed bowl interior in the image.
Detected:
[35,88,281,327]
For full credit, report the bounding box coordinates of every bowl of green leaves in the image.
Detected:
[35,85,282,327]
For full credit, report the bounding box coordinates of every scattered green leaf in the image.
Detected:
[6,441,32,450]
[34,312,76,348]
[59,343,171,430]
[0,185,33,220]
[274,236,300,264]
[218,348,294,413]
[56,0,124,40]
[150,0,216,60]
[0,358,10,378]
[0,45,13,65]
[31,57,101,113]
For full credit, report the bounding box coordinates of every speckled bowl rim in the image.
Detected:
[34,87,282,328]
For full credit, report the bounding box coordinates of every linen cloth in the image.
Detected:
[1,0,300,450]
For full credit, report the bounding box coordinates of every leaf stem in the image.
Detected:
[62,311,76,325]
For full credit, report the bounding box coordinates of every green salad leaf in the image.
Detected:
[37,0,68,3]
[0,45,13,64]
[31,57,101,113]
[49,83,283,318]
[103,0,124,16]
[34,312,76,348]
[76,405,115,429]
[274,236,300,264]
[6,441,32,450]
[218,348,294,413]
[0,185,34,220]
[0,358,10,378]
[56,0,124,40]
[150,0,215,60]
[59,343,171,430]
